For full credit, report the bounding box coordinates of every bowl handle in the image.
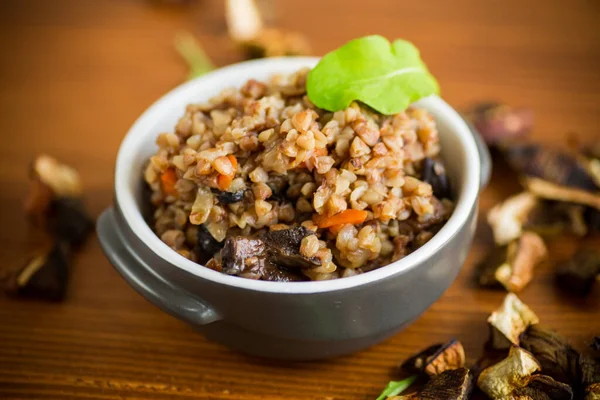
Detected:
[462,117,492,190]
[97,208,221,325]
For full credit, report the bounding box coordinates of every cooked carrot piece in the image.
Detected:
[160,168,178,197]
[227,154,238,171]
[217,155,238,190]
[313,209,368,228]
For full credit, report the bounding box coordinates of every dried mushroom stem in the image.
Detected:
[523,177,600,210]
[487,293,539,349]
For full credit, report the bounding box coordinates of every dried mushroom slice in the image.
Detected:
[464,102,533,146]
[555,249,600,296]
[502,143,599,192]
[5,242,70,301]
[520,325,581,388]
[477,232,547,292]
[477,346,541,399]
[580,355,600,400]
[401,339,466,376]
[487,293,539,349]
[523,177,600,211]
[512,374,574,400]
[488,192,538,245]
[524,201,588,237]
[418,367,473,400]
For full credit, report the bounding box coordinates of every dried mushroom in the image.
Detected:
[24,155,93,248]
[503,143,600,192]
[519,325,581,388]
[464,102,533,146]
[5,243,70,301]
[555,249,600,296]
[417,368,473,400]
[477,346,541,399]
[523,177,600,211]
[477,231,547,292]
[580,355,600,400]
[523,201,588,237]
[421,158,452,200]
[487,293,539,349]
[512,374,574,400]
[401,339,466,376]
[487,192,538,245]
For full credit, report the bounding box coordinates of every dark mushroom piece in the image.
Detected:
[25,155,93,248]
[401,339,466,376]
[591,336,600,353]
[580,355,600,400]
[555,249,600,296]
[212,188,245,204]
[5,242,70,301]
[524,201,588,237]
[519,325,581,388]
[421,158,452,200]
[487,293,539,349]
[196,224,225,265]
[477,346,541,399]
[522,177,600,211]
[418,367,473,400]
[476,231,547,292]
[502,143,599,192]
[217,226,318,281]
[512,374,574,400]
[463,102,533,146]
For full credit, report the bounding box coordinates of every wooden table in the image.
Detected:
[1,1,598,398]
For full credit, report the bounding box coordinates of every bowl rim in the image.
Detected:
[114,56,480,294]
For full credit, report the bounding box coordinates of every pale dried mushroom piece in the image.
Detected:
[477,346,541,399]
[487,293,539,349]
[225,0,263,42]
[242,28,312,58]
[519,325,581,388]
[523,177,600,211]
[401,339,466,376]
[555,249,600,296]
[487,192,538,245]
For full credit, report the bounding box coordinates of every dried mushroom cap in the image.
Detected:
[488,293,539,349]
[401,339,466,376]
[524,201,588,237]
[555,249,600,296]
[477,232,547,293]
[421,158,452,200]
[580,355,600,396]
[477,346,541,399]
[418,367,473,400]
[32,155,82,198]
[464,102,533,146]
[513,374,574,400]
[519,325,581,388]
[488,192,538,245]
[5,242,70,301]
[523,177,600,211]
[502,143,599,192]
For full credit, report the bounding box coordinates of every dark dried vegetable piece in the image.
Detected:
[421,158,452,200]
[519,325,581,388]
[196,224,225,265]
[476,231,547,292]
[212,189,245,204]
[580,355,600,400]
[585,208,600,234]
[477,346,541,399]
[591,336,600,353]
[487,293,539,349]
[221,236,265,276]
[49,197,94,248]
[5,243,70,301]
[418,367,473,400]
[262,226,321,269]
[513,374,574,400]
[524,201,588,237]
[464,102,533,146]
[502,143,599,192]
[401,339,466,376]
[555,249,600,296]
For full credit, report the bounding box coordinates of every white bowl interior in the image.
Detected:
[115,57,480,294]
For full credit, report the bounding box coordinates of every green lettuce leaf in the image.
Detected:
[306,35,439,115]
[376,375,417,400]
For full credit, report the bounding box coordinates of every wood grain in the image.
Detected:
[0,0,599,399]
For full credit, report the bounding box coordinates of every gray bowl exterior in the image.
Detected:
[97,200,478,360]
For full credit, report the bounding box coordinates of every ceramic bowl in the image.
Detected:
[97,57,490,360]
